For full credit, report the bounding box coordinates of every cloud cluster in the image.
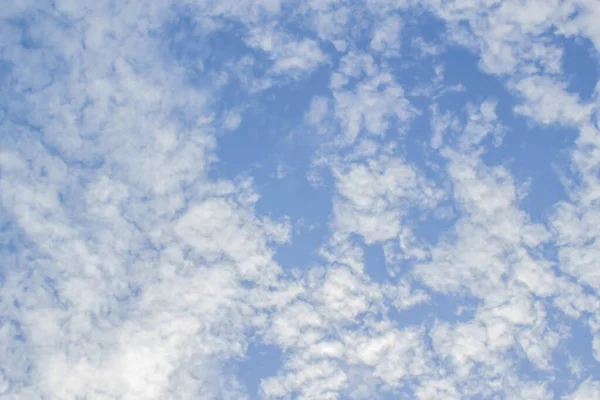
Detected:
[2,0,600,399]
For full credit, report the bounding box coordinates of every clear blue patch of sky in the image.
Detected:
[560,35,599,101]
[210,64,333,270]
[547,314,599,397]
[388,292,479,330]
[237,342,282,398]
[210,63,330,198]
[362,241,387,283]
[411,203,459,245]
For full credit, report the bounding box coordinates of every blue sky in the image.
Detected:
[1,0,600,399]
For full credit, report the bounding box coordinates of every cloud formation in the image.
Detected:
[1,0,600,399]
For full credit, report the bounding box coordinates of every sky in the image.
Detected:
[1,0,600,399]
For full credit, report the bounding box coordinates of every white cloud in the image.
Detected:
[563,380,600,400]
[558,0,600,52]
[430,103,460,149]
[332,70,417,146]
[384,278,431,310]
[332,155,442,245]
[370,16,402,56]
[4,0,600,398]
[245,26,329,78]
[513,76,593,126]
[258,261,435,399]
[0,2,295,398]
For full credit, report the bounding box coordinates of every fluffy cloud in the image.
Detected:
[2,0,600,399]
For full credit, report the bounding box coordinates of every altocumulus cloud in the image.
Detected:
[1,0,600,399]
